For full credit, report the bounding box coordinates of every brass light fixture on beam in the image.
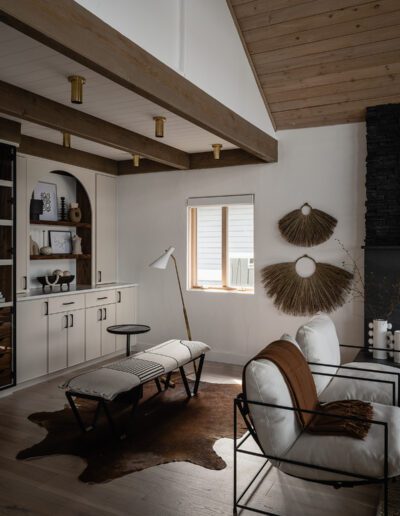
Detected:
[68,75,86,104]
[153,116,166,138]
[212,143,222,160]
[62,132,71,148]
[132,154,140,167]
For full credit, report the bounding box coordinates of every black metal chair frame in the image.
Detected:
[65,353,205,439]
[234,365,394,516]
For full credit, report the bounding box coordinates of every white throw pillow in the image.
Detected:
[296,314,340,394]
[280,333,302,353]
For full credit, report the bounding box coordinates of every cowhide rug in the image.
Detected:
[17,378,244,484]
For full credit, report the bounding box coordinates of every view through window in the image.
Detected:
[188,195,254,292]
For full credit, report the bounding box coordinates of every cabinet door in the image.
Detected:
[16,156,28,293]
[17,300,48,383]
[67,310,85,367]
[116,287,136,352]
[101,304,116,356]
[48,312,68,373]
[85,306,102,361]
[96,174,116,284]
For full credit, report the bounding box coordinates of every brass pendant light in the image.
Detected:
[68,75,86,104]
[132,154,140,167]
[153,116,166,138]
[62,132,71,148]
[212,143,222,160]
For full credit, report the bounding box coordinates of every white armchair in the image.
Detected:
[234,343,400,516]
[296,314,400,407]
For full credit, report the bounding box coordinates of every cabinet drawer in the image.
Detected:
[85,290,116,308]
[48,294,85,314]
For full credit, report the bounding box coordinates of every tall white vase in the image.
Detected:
[372,319,388,360]
[394,331,400,364]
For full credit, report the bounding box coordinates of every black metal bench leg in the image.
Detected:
[66,392,89,433]
[179,366,192,398]
[101,400,125,439]
[193,353,205,395]
[154,377,162,393]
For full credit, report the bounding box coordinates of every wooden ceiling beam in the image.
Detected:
[0,81,189,170]
[19,135,118,175]
[0,116,21,145]
[0,0,277,163]
[118,149,264,175]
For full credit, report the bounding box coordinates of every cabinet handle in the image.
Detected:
[64,315,69,329]
[98,271,102,283]
[23,276,27,290]
[103,308,107,320]
[117,291,122,303]
[98,308,102,321]
[70,314,74,328]
[97,296,108,300]
[62,301,75,306]
[44,301,49,316]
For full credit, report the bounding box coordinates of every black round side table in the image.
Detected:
[107,324,151,357]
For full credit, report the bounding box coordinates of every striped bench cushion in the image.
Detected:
[61,339,210,401]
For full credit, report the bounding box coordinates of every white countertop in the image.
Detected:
[17,283,138,302]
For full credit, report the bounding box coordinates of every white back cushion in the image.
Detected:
[245,358,301,461]
[296,314,340,394]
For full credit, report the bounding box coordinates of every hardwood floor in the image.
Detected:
[0,361,380,515]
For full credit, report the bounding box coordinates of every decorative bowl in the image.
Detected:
[36,275,75,292]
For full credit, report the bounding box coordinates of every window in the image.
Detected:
[188,195,254,292]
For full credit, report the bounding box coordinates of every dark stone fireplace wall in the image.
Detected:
[365,104,400,342]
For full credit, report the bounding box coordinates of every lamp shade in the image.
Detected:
[149,246,175,269]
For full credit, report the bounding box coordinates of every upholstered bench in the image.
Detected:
[61,339,210,437]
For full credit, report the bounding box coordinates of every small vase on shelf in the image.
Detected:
[69,202,82,223]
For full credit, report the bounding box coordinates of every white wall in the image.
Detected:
[75,0,274,134]
[118,123,366,364]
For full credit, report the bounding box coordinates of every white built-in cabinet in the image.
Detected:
[96,174,117,284]
[16,285,137,384]
[16,156,28,293]
[17,299,48,383]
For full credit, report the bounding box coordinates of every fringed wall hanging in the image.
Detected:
[261,255,353,316]
[278,203,337,247]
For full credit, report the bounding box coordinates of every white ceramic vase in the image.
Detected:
[372,319,389,360]
[394,331,400,364]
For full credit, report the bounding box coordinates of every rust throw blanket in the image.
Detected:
[246,340,373,439]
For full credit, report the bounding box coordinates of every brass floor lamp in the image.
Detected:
[150,247,196,375]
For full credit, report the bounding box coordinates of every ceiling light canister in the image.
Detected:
[212,143,222,160]
[68,75,86,104]
[132,154,140,167]
[153,116,166,138]
[63,132,71,148]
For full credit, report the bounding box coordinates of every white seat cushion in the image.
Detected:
[281,402,400,481]
[320,362,400,406]
[62,339,210,401]
[296,314,341,395]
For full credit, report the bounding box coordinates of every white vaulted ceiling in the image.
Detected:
[0,22,236,158]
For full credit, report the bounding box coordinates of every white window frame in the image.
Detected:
[187,195,254,293]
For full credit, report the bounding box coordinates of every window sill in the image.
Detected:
[188,286,254,295]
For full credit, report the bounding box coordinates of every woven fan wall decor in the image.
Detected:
[278,203,337,247]
[261,255,353,316]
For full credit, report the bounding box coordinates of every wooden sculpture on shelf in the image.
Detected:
[278,203,337,247]
[261,255,353,316]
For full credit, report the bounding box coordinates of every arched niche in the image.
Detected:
[30,170,92,287]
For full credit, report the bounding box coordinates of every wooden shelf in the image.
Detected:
[30,254,91,260]
[30,220,91,229]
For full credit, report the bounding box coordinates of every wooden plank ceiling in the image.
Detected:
[228,0,400,130]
